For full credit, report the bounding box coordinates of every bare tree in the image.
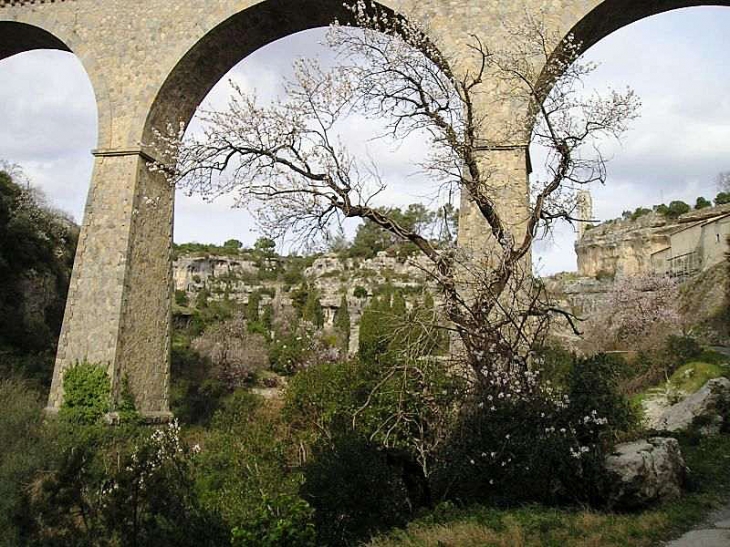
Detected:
[154,2,639,384]
[192,313,269,389]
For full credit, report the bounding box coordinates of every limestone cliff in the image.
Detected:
[173,252,435,354]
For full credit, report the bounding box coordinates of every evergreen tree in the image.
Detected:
[391,291,407,317]
[333,294,351,352]
[302,291,324,328]
[246,291,261,323]
[358,296,391,365]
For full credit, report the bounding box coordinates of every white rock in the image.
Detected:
[604,437,686,509]
[654,378,730,434]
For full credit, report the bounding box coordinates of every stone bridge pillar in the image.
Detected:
[48,151,173,419]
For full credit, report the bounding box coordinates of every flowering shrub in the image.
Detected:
[581,274,681,353]
[28,420,226,546]
[433,354,635,505]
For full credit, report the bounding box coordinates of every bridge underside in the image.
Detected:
[0,0,727,415]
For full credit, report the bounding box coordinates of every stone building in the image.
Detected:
[651,212,730,278]
[576,205,730,279]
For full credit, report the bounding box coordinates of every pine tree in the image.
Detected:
[302,291,324,328]
[246,291,261,323]
[333,294,351,352]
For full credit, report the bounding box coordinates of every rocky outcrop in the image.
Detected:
[652,378,730,434]
[173,251,436,355]
[604,437,686,509]
[576,204,730,279]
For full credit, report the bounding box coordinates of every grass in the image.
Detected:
[667,362,730,395]
[368,434,730,547]
[632,359,730,410]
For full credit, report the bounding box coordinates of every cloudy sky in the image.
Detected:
[1,6,728,274]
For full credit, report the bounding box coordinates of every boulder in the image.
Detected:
[604,437,686,509]
[654,378,730,434]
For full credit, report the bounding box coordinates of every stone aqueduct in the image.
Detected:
[0,0,726,417]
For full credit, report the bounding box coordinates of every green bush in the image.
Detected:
[715,192,730,206]
[58,362,111,424]
[695,196,712,210]
[28,420,226,546]
[665,335,703,366]
[230,495,315,547]
[301,433,412,546]
[353,286,368,299]
[0,378,49,547]
[197,392,313,546]
[434,354,635,506]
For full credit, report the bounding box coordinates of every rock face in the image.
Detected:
[173,251,436,355]
[653,378,730,434]
[604,437,686,509]
[575,204,730,279]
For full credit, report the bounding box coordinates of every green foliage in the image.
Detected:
[665,335,702,366]
[58,362,111,425]
[301,433,412,546]
[198,392,314,546]
[715,192,730,205]
[333,294,351,351]
[254,236,276,255]
[224,238,243,250]
[246,290,261,323]
[630,207,651,221]
[371,435,730,547]
[434,354,635,507]
[302,291,324,328]
[667,200,691,218]
[0,170,77,385]
[695,196,712,209]
[27,421,227,546]
[655,203,669,216]
[174,289,189,307]
[656,201,691,219]
[537,345,575,388]
[353,285,368,299]
[0,378,49,547]
[230,495,316,547]
[170,337,225,426]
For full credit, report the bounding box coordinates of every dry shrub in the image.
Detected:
[192,313,269,389]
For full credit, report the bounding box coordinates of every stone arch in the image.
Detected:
[531,0,730,113]
[0,19,111,150]
[143,0,408,145]
[569,0,730,56]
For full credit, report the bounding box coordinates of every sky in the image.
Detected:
[1,6,729,274]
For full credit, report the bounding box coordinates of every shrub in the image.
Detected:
[58,362,111,424]
[434,354,635,506]
[353,285,368,299]
[197,392,313,546]
[301,433,412,546]
[695,196,712,209]
[663,201,691,218]
[230,495,316,547]
[0,378,48,546]
[665,335,702,366]
[715,192,730,206]
[174,289,189,307]
[29,420,227,546]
